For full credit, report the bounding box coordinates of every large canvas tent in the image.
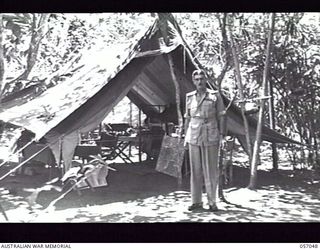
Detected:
[0,14,299,172]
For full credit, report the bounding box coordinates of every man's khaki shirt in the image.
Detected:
[184,88,225,146]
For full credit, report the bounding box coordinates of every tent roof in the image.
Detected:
[0,19,182,140]
[0,15,299,145]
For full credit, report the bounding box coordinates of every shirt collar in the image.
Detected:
[196,89,208,97]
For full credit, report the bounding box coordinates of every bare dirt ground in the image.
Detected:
[1,159,320,223]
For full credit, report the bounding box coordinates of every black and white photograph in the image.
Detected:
[0,12,320,225]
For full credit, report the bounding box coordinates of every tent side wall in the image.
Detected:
[42,56,156,172]
[48,56,156,138]
[127,47,196,123]
[0,15,301,173]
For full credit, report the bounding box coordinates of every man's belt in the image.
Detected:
[191,116,215,123]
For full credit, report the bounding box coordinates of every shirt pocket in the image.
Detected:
[207,122,219,142]
[202,99,216,117]
[189,101,199,116]
[190,121,201,140]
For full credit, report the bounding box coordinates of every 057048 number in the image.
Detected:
[300,244,318,248]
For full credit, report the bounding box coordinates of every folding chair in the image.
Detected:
[74,145,101,163]
[97,133,118,160]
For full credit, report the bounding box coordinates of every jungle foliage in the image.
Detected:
[0,13,319,169]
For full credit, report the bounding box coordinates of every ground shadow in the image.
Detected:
[2,163,320,222]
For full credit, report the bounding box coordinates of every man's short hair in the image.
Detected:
[192,69,206,79]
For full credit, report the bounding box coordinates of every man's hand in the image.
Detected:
[220,136,234,151]
[219,110,227,117]
[219,136,228,150]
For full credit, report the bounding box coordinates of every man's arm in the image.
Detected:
[217,93,227,136]
[183,94,191,146]
[184,117,190,137]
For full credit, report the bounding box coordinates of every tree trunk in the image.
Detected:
[268,79,279,172]
[227,14,253,163]
[1,14,50,95]
[167,54,184,135]
[0,14,5,106]
[24,14,50,80]
[157,13,184,134]
[248,13,276,189]
[215,13,232,201]
[309,90,318,169]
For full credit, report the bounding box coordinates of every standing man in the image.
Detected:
[184,69,226,212]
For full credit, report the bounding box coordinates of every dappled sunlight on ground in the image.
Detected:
[4,184,320,222]
[1,161,320,222]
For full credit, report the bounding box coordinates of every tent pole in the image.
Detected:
[98,123,102,135]
[128,101,133,157]
[183,47,187,74]
[138,108,142,162]
[129,101,133,126]
[58,138,63,178]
